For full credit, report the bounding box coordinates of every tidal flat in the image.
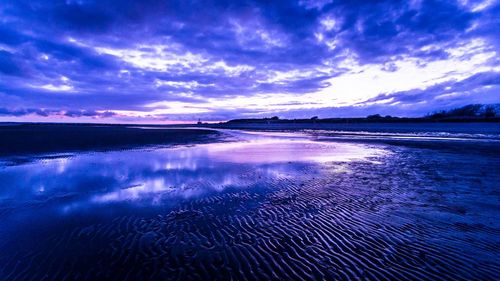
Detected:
[0,125,499,280]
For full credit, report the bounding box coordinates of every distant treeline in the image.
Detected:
[426,104,498,119]
[225,104,500,124]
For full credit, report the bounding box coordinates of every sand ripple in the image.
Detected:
[0,146,499,280]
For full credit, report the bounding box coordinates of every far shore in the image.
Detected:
[200,120,500,135]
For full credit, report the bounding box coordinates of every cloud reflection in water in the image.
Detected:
[0,135,384,214]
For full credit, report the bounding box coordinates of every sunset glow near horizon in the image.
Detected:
[1,0,499,123]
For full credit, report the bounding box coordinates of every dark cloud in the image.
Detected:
[0,26,30,46]
[0,50,23,76]
[64,109,116,118]
[0,107,116,118]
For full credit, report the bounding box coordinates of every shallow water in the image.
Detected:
[0,129,499,280]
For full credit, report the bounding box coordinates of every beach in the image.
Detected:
[0,125,498,280]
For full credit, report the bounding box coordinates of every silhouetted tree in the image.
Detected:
[367,114,382,119]
[427,104,494,118]
[484,106,496,118]
[448,104,482,117]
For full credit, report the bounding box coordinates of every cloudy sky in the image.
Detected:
[0,0,499,123]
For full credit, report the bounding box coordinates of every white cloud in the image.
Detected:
[320,17,337,31]
[95,44,254,77]
[187,39,498,115]
[141,101,212,115]
[154,80,201,89]
[230,17,288,50]
[257,69,318,84]
[95,44,208,71]
[313,39,498,106]
[38,84,74,92]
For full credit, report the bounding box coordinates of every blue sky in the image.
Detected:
[0,0,499,123]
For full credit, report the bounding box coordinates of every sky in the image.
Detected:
[0,0,499,123]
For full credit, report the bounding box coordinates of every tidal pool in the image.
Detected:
[0,131,382,209]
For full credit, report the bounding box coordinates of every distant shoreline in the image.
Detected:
[200,121,500,134]
[222,116,500,124]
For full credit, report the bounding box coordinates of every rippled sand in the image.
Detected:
[0,129,498,280]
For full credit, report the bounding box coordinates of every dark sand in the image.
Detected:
[0,123,221,157]
[0,127,498,280]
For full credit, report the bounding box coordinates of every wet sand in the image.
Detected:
[0,128,498,280]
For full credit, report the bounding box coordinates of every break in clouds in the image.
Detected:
[0,0,499,122]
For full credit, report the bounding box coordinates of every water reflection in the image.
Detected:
[0,131,384,213]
